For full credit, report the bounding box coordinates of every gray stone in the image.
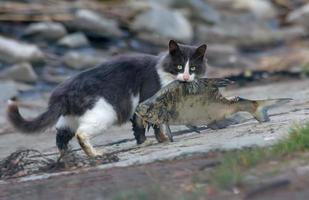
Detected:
[0,80,19,101]
[0,36,44,64]
[287,4,309,33]
[63,51,106,70]
[1,62,38,83]
[147,0,174,7]
[296,165,309,176]
[207,44,238,62]
[132,6,193,44]
[196,22,284,48]
[68,9,122,38]
[279,26,307,40]
[227,0,277,19]
[24,22,67,41]
[172,0,220,24]
[58,32,89,48]
[206,44,255,68]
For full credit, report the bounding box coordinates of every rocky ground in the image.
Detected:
[0,79,308,200]
[0,0,309,199]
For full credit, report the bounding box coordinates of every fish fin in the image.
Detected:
[163,124,174,142]
[202,78,234,87]
[252,98,292,122]
[207,119,233,129]
[186,125,200,133]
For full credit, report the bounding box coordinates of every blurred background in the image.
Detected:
[0,0,308,90]
[0,0,309,199]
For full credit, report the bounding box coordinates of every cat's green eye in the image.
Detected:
[177,65,183,70]
[191,66,196,71]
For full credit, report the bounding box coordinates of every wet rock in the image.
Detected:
[207,44,254,68]
[258,48,309,72]
[296,165,309,176]
[68,9,122,38]
[24,22,67,41]
[279,26,307,40]
[196,22,283,49]
[287,4,309,33]
[58,32,89,48]
[230,0,277,19]
[0,36,44,64]
[1,62,38,83]
[147,0,175,7]
[207,44,238,61]
[172,0,220,24]
[63,51,106,70]
[0,80,19,101]
[207,44,255,68]
[131,6,193,44]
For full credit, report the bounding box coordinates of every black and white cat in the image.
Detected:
[7,40,207,157]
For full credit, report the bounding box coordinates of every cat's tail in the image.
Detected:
[7,98,62,134]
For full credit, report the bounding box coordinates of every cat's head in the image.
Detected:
[161,40,207,82]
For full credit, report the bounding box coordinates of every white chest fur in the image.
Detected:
[157,68,176,87]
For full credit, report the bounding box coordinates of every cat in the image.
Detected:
[7,40,208,158]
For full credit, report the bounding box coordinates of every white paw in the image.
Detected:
[139,139,154,147]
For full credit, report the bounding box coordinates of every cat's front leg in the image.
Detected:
[132,114,147,144]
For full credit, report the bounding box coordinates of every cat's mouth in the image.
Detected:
[176,73,195,82]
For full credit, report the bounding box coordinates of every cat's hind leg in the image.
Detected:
[56,127,75,158]
[55,115,78,158]
[77,98,117,157]
[76,131,101,157]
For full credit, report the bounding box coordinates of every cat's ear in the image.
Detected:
[168,40,180,55]
[194,44,207,58]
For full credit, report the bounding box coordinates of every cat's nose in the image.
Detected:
[183,74,190,81]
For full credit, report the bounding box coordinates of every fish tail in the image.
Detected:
[251,98,292,122]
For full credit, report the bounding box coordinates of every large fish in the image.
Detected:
[135,78,291,141]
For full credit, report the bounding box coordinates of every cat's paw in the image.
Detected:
[139,139,154,147]
[94,149,104,157]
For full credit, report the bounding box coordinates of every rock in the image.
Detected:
[287,4,309,33]
[58,32,89,48]
[1,62,38,83]
[196,21,284,49]
[24,22,67,41]
[63,51,106,69]
[147,0,175,7]
[172,0,220,24]
[279,26,307,40]
[0,36,44,64]
[0,80,19,101]
[296,165,309,176]
[207,44,256,68]
[231,0,277,19]
[207,44,238,59]
[67,9,122,38]
[257,48,309,72]
[131,6,193,44]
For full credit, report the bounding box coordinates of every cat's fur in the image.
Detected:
[7,40,207,157]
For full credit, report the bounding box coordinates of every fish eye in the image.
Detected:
[191,66,196,71]
[177,65,183,70]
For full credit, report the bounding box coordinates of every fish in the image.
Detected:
[135,78,292,141]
